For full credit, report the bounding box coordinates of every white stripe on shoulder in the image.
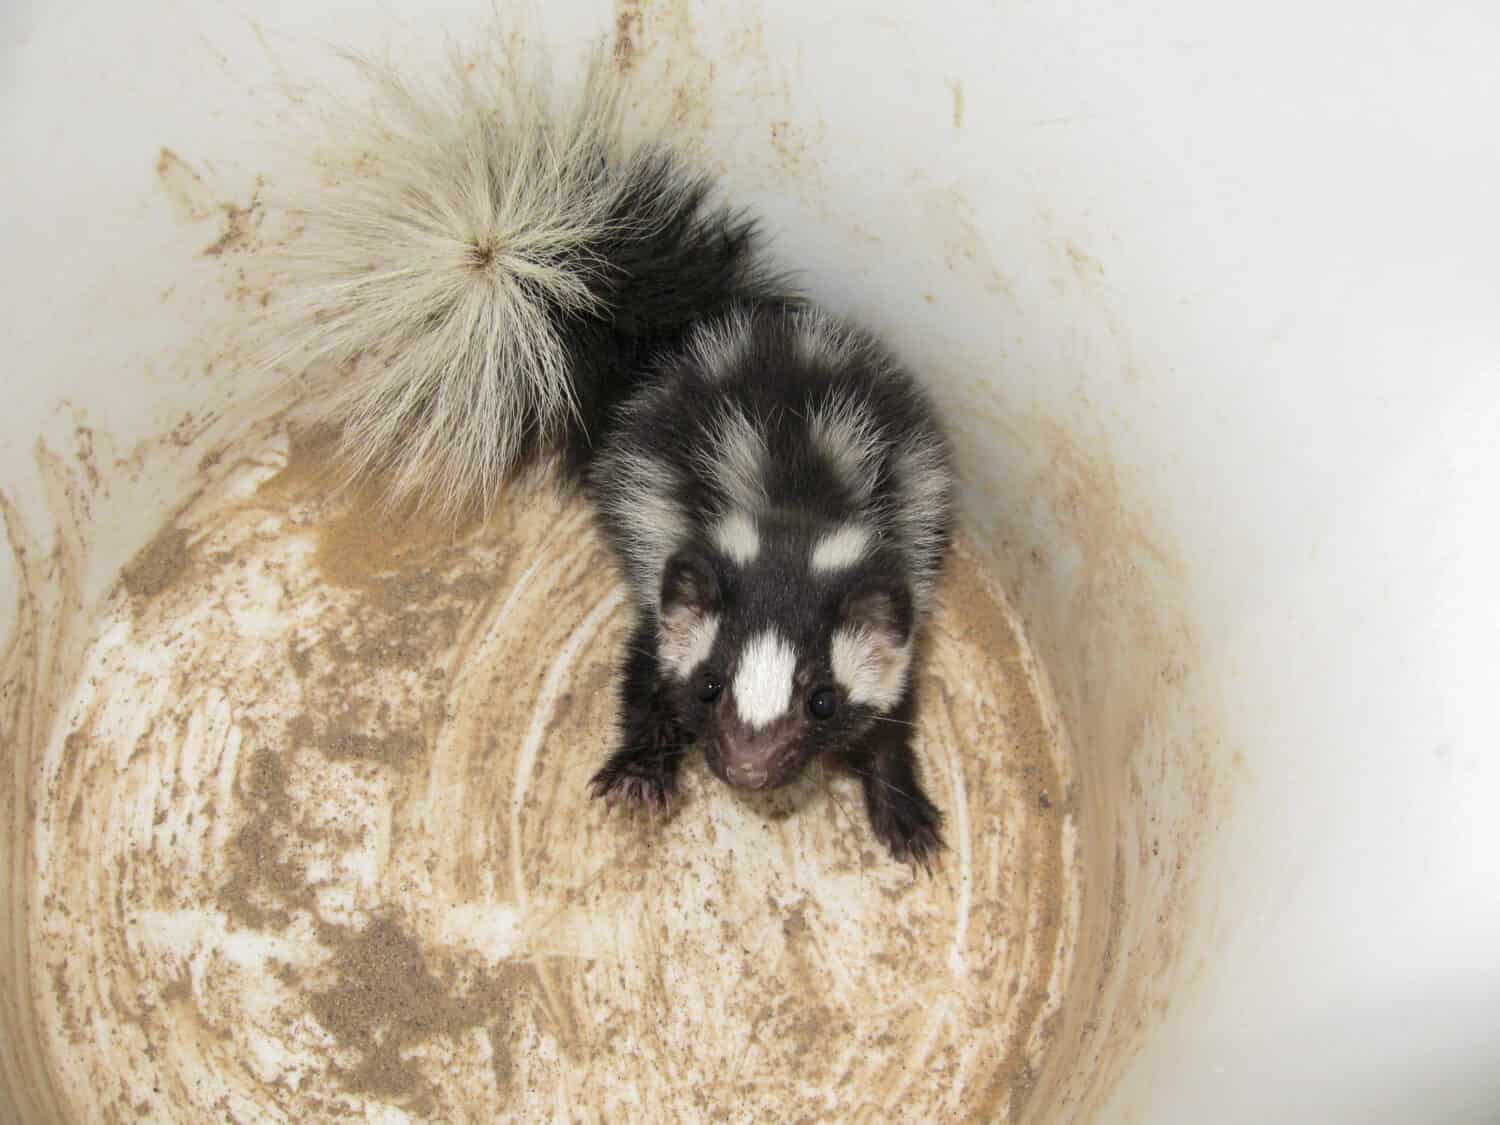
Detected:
[732,629,798,729]
[810,523,872,572]
[712,511,760,565]
[595,447,689,590]
[891,431,954,608]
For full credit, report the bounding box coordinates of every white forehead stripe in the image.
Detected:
[831,628,912,713]
[660,610,720,680]
[733,629,797,730]
[712,511,760,565]
[811,523,872,572]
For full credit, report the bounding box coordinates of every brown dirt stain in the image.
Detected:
[119,525,191,600]
[154,148,217,223]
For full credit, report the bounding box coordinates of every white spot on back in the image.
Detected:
[792,308,862,368]
[831,627,911,712]
[660,610,720,680]
[808,395,883,503]
[891,433,954,609]
[702,406,769,512]
[684,307,753,379]
[733,629,797,729]
[712,511,760,565]
[811,523,873,572]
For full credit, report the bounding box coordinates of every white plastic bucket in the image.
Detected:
[3,1,1498,1121]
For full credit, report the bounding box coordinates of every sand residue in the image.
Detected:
[306,917,520,1112]
[119,525,191,599]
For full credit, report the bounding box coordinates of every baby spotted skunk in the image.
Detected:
[588,307,953,861]
[269,52,955,862]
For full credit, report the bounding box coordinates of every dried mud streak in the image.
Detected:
[613,0,643,69]
[0,474,90,1125]
[943,546,1070,1118]
[200,181,264,259]
[154,147,215,223]
[0,494,72,1125]
[969,408,1212,1120]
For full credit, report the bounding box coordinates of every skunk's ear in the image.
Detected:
[657,550,723,681]
[660,550,722,618]
[838,574,914,646]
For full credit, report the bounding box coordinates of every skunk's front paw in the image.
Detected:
[588,749,679,809]
[867,784,945,866]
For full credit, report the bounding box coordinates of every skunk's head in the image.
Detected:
[656,511,914,791]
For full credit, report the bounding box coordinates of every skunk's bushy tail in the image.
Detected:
[264,49,783,516]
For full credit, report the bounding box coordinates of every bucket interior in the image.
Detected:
[4,1,1498,1121]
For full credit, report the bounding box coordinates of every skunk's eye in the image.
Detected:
[696,671,723,703]
[807,687,838,720]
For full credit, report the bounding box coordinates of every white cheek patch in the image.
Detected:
[810,523,872,572]
[659,610,720,680]
[712,511,760,565]
[830,627,912,713]
[732,629,798,729]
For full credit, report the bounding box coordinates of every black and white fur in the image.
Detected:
[588,305,954,861]
[269,51,955,862]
